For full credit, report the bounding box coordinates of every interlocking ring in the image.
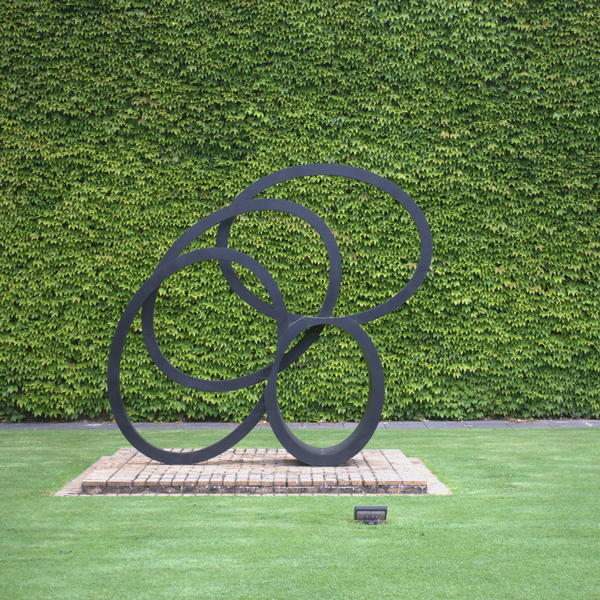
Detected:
[108,164,432,466]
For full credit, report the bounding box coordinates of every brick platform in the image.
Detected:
[56,448,450,496]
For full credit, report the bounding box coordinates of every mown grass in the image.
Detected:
[1,428,598,600]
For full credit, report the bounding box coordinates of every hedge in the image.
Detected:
[1,0,599,422]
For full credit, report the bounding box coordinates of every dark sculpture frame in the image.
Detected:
[108,164,433,466]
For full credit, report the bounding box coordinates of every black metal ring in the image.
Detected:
[141,199,341,391]
[264,316,384,466]
[216,164,433,325]
[108,247,288,465]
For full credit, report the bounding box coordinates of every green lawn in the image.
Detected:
[1,428,598,600]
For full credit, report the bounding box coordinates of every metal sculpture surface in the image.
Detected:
[108,164,433,466]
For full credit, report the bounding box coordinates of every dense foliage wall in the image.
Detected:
[1,0,599,422]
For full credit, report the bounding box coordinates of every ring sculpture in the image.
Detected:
[108,164,433,466]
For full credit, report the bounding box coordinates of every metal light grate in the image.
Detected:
[354,506,387,524]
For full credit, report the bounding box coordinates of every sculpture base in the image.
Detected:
[56,448,450,496]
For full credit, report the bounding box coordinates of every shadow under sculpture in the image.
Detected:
[107,164,433,467]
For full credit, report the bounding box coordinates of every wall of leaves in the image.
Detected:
[1,0,599,422]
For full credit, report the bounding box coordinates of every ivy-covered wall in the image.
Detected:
[1,0,599,422]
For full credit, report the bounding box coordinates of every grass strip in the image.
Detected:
[1,429,598,600]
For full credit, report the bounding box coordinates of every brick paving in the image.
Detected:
[56,448,451,497]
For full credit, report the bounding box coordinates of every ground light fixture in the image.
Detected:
[354,506,388,524]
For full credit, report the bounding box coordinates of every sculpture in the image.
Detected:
[108,164,432,466]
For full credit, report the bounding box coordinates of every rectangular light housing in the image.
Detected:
[354,505,387,524]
